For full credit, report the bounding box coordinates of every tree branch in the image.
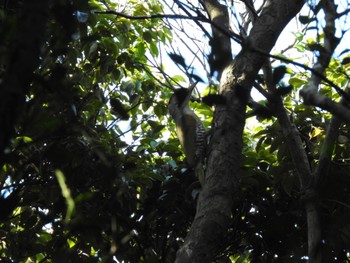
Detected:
[301,91,350,124]
[200,0,233,78]
[93,10,204,21]
[300,0,341,102]
[298,1,340,261]
[175,0,305,262]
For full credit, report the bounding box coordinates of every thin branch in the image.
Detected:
[301,92,350,124]
[95,8,348,100]
[336,8,350,19]
[326,198,350,210]
[93,10,203,21]
[300,0,343,100]
[115,115,154,139]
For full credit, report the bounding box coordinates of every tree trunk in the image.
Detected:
[175,1,305,262]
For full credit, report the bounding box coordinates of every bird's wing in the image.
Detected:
[176,114,197,167]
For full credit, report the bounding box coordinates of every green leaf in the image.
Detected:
[143,31,153,44]
[135,42,146,57]
[294,43,305,52]
[55,170,75,222]
[171,74,186,83]
[150,140,158,148]
[149,42,159,57]
[154,104,166,119]
[168,159,177,169]
[289,77,306,88]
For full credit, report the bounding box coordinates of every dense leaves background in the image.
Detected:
[1,0,350,262]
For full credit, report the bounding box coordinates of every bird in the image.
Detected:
[168,84,206,185]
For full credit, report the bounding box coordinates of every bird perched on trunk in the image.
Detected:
[168,84,206,185]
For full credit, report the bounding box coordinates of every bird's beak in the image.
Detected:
[183,85,194,104]
[186,83,196,101]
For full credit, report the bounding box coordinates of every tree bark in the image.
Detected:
[175,1,305,262]
[201,0,232,77]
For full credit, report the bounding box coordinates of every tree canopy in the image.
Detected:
[1,0,350,262]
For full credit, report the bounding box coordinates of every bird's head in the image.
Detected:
[168,85,195,111]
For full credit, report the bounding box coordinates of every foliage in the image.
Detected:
[0,0,189,262]
[1,0,350,262]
